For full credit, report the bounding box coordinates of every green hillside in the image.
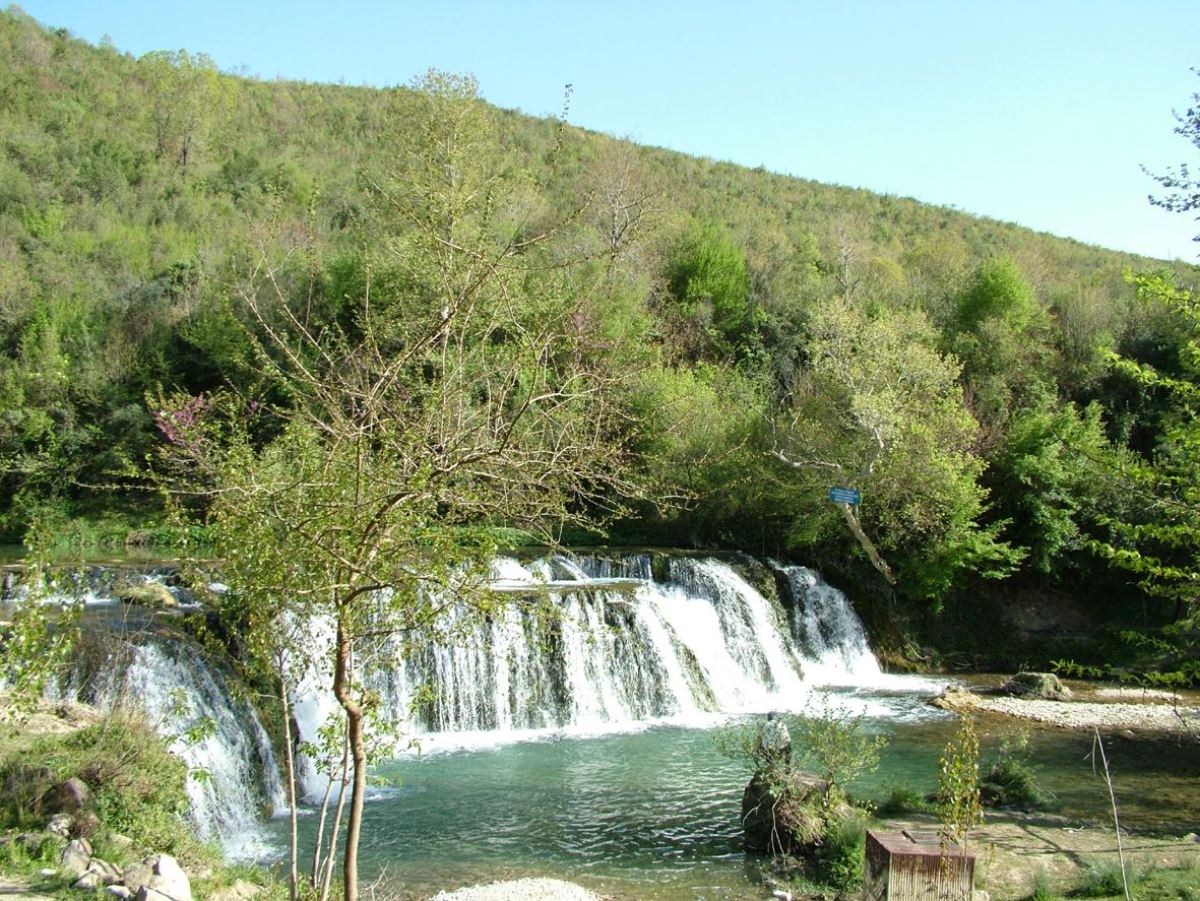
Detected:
[2,9,1198,661]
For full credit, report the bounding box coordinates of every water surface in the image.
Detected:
[269,686,1200,900]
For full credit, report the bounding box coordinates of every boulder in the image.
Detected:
[60,838,93,878]
[73,810,102,839]
[123,854,192,901]
[1001,672,1073,701]
[108,833,135,850]
[46,813,74,837]
[42,776,92,814]
[741,771,828,855]
[209,880,264,901]
[105,888,133,900]
[929,685,983,712]
[115,582,177,609]
[86,858,122,885]
[74,871,106,891]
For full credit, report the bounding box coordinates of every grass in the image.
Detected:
[0,710,211,865]
[1025,858,1200,901]
[0,708,287,898]
[874,783,934,816]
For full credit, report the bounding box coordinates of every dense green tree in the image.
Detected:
[138,49,229,170]
[948,258,1054,438]
[771,300,1022,600]
[1092,275,1200,622]
[662,219,759,362]
[988,400,1120,575]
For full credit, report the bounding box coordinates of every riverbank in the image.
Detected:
[416,813,1200,901]
[935,678,1200,735]
[975,696,1199,733]
[877,812,1200,901]
[430,879,602,901]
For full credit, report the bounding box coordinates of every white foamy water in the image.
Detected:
[52,551,947,856]
[81,642,285,859]
[283,553,944,777]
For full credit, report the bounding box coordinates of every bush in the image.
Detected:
[813,807,868,891]
[0,711,207,862]
[792,694,888,808]
[875,783,932,816]
[1074,860,1133,898]
[1029,867,1060,901]
[980,731,1052,810]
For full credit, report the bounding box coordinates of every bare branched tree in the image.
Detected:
[154,71,641,901]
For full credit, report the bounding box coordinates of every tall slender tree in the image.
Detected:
[156,72,637,900]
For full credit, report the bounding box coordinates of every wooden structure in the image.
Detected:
[864,829,975,901]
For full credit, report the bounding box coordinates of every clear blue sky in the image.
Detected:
[14,0,1200,261]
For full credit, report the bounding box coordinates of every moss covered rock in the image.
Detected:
[1001,671,1072,701]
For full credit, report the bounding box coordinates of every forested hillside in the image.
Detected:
[2,9,1198,653]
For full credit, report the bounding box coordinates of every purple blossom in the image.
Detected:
[154,394,210,448]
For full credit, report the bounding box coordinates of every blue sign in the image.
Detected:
[828,486,861,506]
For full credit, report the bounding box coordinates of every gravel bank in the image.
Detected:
[429,878,601,901]
[976,696,1200,732]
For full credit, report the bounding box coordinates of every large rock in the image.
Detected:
[1001,672,1073,701]
[42,777,91,815]
[74,870,106,891]
[123,854,192,901]
[929,685,983,712]
[741,772,828,855]
[45,813,74,837]
[87,858,122,885]
[60,838,93,878]
[115,581,177,609]
[73,809,102,839]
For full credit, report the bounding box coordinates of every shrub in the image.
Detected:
[980,731,1052,810]
[792,694,889,809]
[0,710,206,861]
[938,715,983,846]
[875,783,932,816]
[813,807,869,891]
[1075,859,1135,898]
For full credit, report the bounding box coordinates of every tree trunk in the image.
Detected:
[839,502,897,585]
[318,735,351,901]
[332,618,366,901]
[278,672,299,901]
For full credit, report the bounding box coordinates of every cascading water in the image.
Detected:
[773,563,884,685]
[294,554,894,762]
[43,552,911,860]
[67,633,285,860]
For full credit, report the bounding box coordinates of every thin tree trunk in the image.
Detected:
[318,733,351,901]
[1092,729,1131,901]
[332,617,366,901]
[278,669,299,901]
[310,760,336,890]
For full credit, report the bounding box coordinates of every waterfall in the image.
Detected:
[47,552,900,857]
[291,555,880,761]
[774,563,901,687]
[70,636,285,860]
